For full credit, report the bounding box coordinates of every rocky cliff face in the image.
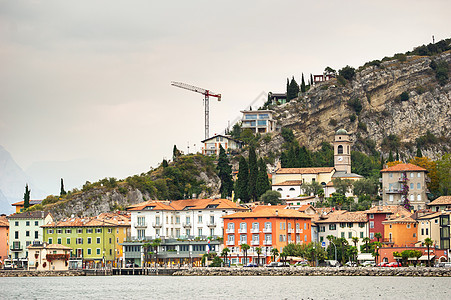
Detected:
[269,52,451,160]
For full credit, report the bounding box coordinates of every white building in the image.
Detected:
[241,110,276,133]
[7,211,53,268]
[314,210,368,251]
[127,199,248,240]
[201,134,243,156]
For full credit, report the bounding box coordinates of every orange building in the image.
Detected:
[11,200,43,213]
[0,215,9,266]
[222,205,312,265]
[382,215,418,247]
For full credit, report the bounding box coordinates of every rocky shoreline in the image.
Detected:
[0,270,85,277]
[173,266,451,277]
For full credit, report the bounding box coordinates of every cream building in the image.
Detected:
[27,243,71,271]
[380,163,428,210]
[241,110,276,133]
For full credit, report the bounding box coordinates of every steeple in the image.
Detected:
[334,129,351,174]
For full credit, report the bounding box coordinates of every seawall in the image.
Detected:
[0,270,85,277]
[173,266,451,277]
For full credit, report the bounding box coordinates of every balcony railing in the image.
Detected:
[382,238,394,244]
[207,222,216,228]
[239,240,247,245]
[263,228,272,233]
[250,228,259,233]
[251,240,260,246]
[263,240,272,245]
[238,228,247,234]
[134,223,147,229]
[182,223,192,228]
[11,242,22,251]
[385,189,402,194]
[296,228,303,233]
[226,241,235,246]
[152,222,162,228]
[288,228,294,234]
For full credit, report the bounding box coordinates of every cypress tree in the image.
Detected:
[280,152,288,168]
[310,73,314,85]
[416,146,423,158]
[396,150,400,161]
[287,77,299,101]
[23,184,30,209]
[388,150,394,162]
[60,178,66,196]
[217,145,233,198]
[301,73,306,93]
[299,146,313,167]
[248,146,258,202]
[236,156,249,202]
[256,158,271,198]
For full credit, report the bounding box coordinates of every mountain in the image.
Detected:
[0,145,46,214]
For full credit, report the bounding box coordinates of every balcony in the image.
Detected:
[11,242,22,251]
[182,223,192,228]
[263,240,272,245]
[263,227,272,233]
[239,240,247,245]
[238,228,247,234]
[226,241,235,246]
[296,228,303,233]
[152,222,162,228]
[251,240,260,246]
[134,223,147,229]
[207,222,216,228]
[288,228,294,234]
[226,228,235,234]
[382,238,394,244]
[250,228,259,233]
[385,188,402,194]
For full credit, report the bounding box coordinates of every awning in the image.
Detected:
[408,255,435,261]
[357,253,374,261]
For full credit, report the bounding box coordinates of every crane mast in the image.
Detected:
[171,81,221,140]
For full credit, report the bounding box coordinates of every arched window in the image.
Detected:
[289,188,295,191]
[240,222,247,231]
[410,194,414,201]
[338,145,343,154]
[228,223,234,230]
[417,194,421,201]
[277,188,283,191]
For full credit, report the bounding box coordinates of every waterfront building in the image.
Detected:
[222,205,312,265]
[42,216,117,268]
[427,196,451,212]
[382,215,418,247]
[314,210,368,250]
[7,211,53,268]
[380,163,429,210]
[364,205,412,241]
[11,200,43,213]
[27,243,72,271]
[240,109,276,133]
[0,215,9,267]
[416,211,450,251]
[201,134,243,156]
[379,246,447,265]
[127,198,247,240]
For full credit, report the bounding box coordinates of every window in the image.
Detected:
[413,233,416,238]
[341,232,345,238]
[338,145,343,154]
[57,238,62,244]
[296,223,300,230]
[155,216,160,225]
[65,229,72,234]
[348,232,352,238]
[319,226,325,232]
[370,232,374,239]
[417,183,421,189]
[359,223,365,228]
[185,229,190,236]
[389,173,393,178]
[198,228,203,236]
[252,222,259,231]
[407,224,411,229]
[26,231,30,237]
[67,238,71,244]
[426,228,429,235]
[252,234,259,243]
[77,229,83,234]
[370,221,374,229]
[421,228,424,235]
[360,232,364,238]
[389,224,392,229]
[289,188,295,191]
[198,215,203,223]
[87,228,94,234]
[15,231,19,239]
[35,231,38,239]
[417,194,421,201]
[228,223,235,230]
[410,183,414,189]
[48,238,53,244]
[47,229,54,234]
[96,237,101,244]
[87,237,92,244]
[304,223,307,230]
[340,223,346,228]
[369,214,374,219]
[347,223,353,228]
[389,195,394,202]
[277,188,282,191]
[410,194,414,201]
[97,248,101,255]
[410,173,414,178]
[26,221,30,226]
[108,228,112,233]
[186,216,190,224]
[329,224,336,230]
[228,235,235,242]
[176,216,180,224]
[57,229,63,234]
[95,228,102,233]
[264,222,272,231]
[240,235,247,243]
[240,222,247,232]
[265,234,272,242]
[304,235,307,242]
[35,221,38,226]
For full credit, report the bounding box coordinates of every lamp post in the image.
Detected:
[330,240,337,262]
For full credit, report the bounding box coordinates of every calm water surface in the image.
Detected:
[0,275,450,300]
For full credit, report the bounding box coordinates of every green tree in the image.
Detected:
[143,243,151,267]
[255,247,262,266]
[270,248,279,262]
[241,243,250,265]
[151,238,162,268]
[416,146,423,158]
[361,237,371,253]
[23,184,31,209]
[301,181,324,196]
[352,178,378,197]
[260,190,282,205]
[286,76,299,101]
[424,238,434,267]
[221,247,230,267]
[256,158,271,198]
[437,153,451,195]
[338,65,356,81]
[388,150,394,162]
[374,232,382,242]
[162,159,169,168]
[60,178,66,196]
[236,156,249,202]
[217,145,233,198]
[332,178,352,196]
[301,73,306,93]
[248,146,258,202]
[231,123,242,139]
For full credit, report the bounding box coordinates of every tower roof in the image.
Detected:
[336,128,348,135]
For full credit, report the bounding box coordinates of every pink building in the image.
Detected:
[0,215,9,266]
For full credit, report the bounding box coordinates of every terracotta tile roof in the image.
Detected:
[275,167,335,174]
[365,205,411,216]
[380,163,427,173]
[42,216,116,228]
[97,212,131,226]
[416,211,445,220]
[298,205,316,213]
[272,180,303,186]
[0,215,9,227]
[127,199,247,212]
[427,196,451,206]
[314,210,367,224]
[11,200,43,206]
[223,205,312,219]
[28,243,72,250]
[382,215,417,224]
[7,211,51,220]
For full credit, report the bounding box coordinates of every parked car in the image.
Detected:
[388,262,402,267]
[244,263,258,267]
[376,262,389,267]
[294,261,309,267]
[266,262,284,267]
[125,263,139,268]
[361,261,375,267]
[3,263,16,270]
[323,260,341,267]
[435,262,451,268]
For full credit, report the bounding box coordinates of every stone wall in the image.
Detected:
[173,266,451,277]
[0,270,85,277]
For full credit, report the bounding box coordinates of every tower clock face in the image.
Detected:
[337,156,343,162]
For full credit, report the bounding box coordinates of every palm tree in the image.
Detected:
[352,237,359,263]
[362,237,371,253]
[241,243,250,265]
[424,238,434,267]
[373,241,382,264]
[151,238,162,269]
[255,247,262,266]
[375,232,382,243]
[221,247,230,267]
[270,248,279,262]
[142,243,151,268]
[280,251,288,266]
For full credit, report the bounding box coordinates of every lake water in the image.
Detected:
[0,275,450,299]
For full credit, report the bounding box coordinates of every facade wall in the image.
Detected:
[241,111,275,133]
[384,222,418,247]
[317,222,368,250]
[28,247,70,271]
[0,225,9,263]
[417,217,441,248]
[272,185,301,199]
[368,213,388,241]
[272,173,333,186]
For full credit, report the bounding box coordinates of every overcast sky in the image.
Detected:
[1,0,450,196]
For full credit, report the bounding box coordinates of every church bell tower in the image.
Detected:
[334,129,351,174]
